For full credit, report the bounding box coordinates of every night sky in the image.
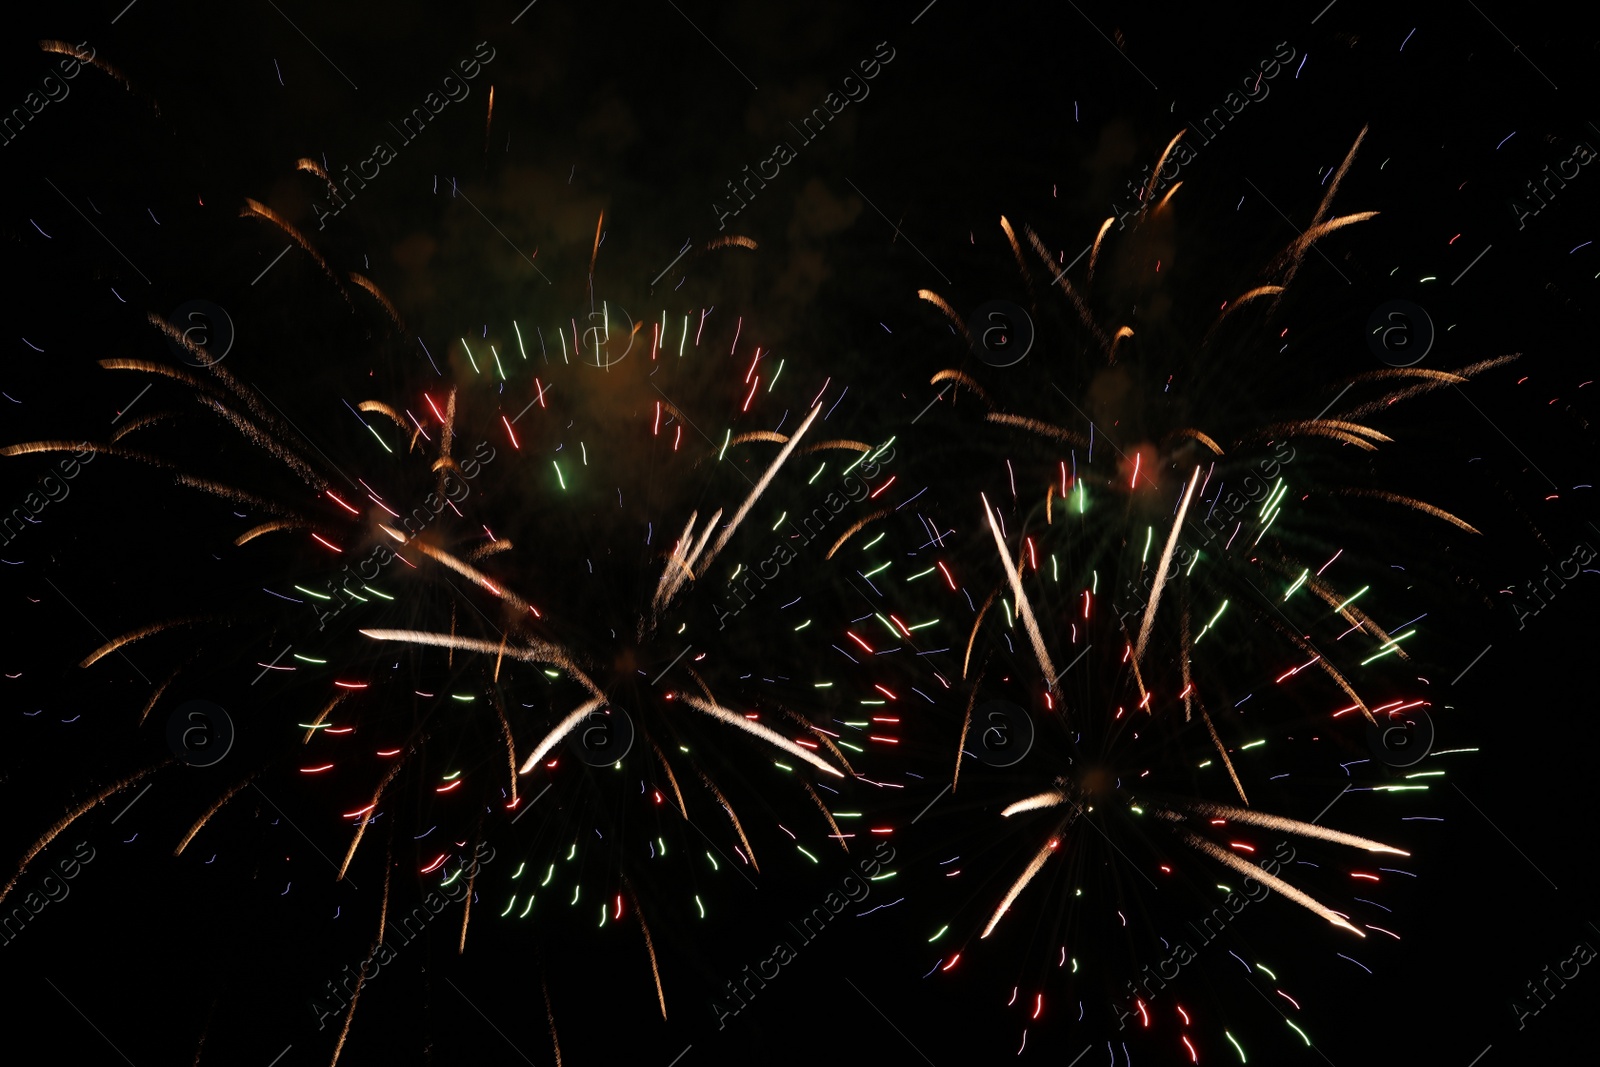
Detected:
[3,2,1598,1065]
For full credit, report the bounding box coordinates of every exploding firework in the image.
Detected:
[809,128,1506,1060]
[2,182,916,1055]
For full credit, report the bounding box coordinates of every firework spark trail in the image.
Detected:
[962,590,997,680]
[1087,216,1115,279]
[374,529,536,612]
[688,402,823,586]
[699,771,761,872]
[39,39,134,93]
[175,474,304,517]
[985,412,1089,446]
[1182,800,1411,854]
[981,494,1059,695]
[340,756,407,878]
[998,215,1036,302]
[1336,354,1520,418]
[1165,427,1224,455]
[1274,126,1368,290]
[80,618,208,668]
[491,693,518,803]
[196,395,326,486]
[623,888,669,1020]
[241,198,348,298]
[301,693,350,743]
[1201,709,1249,805]
[517,698,607,774]
[544,979,568,1060]
[174,771,258,856]
[349,273,404,331]
[982,831,1062,938]
[1271,622,1375,724]
[139,667,181,726]
[916,289,970,341]
[357,630,602,693]
[0,760,168,906]
[236,520,307,546]
[651,741,689,818]
[1025,225,1107,348]
[328,843,393,1067]
[676,694,848,778]
[931,368,990,404]
[1338,489,1482,534]
[1000,790,1067,818]
[803,781,849,850]
[825,511,889,559]
[1140,130,1188,217]
[1179,831,1366,936]
[1133,465,1200,663]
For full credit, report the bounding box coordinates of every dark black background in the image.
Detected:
[2,1,1596,1064]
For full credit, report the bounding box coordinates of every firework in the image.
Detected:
[816,129,1504,1059]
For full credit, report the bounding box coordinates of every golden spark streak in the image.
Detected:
[652,741,689,818]
[81,618,206,667]
[1184,800,1410,854]
[1088,216,1115,280]
[1026,224,1107,349]
[701,772,760,873]
[1001,790,1068,818]
[1340,489,1481,534]
[302,693,349,743]
[1134,465,1200,662]
[1,760,167,906]
[631,892,669,1019]
[916,289,969,339]
[1166,427,1225,455]
[518,699,606,774]
[676,694,847,777]
[240,197,346,298]
[931,368,990,404]
[358,630,601,692]
[695,403,822,578]
[174,771,257,856]
[339,757,405,878]
[802,439,873,453]
[804,782,849,851]
[825,511,889,559]
[982,833,1061,938]
[962,589,997,681]
[983,494,1059,693]
[1181,831,1365,935]
[986,412,1089,446]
